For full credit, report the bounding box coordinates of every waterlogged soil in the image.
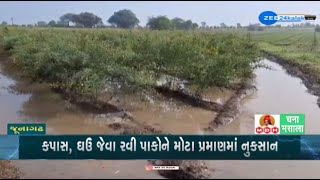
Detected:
[116,87,233,135]
[0,56,223,179]
[1,56,320,178]
[210,59,320,179]
[0,62,166,179]
[213,59,320,135]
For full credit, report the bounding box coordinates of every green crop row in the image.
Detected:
[0,27,261,101]
[246,29,320,82]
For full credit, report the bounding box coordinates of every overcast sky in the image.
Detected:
[1,1,320,26]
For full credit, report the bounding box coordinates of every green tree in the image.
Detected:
[172,17,185,29]
[172,18,197,30]
[60,13,76,26]
[60,12,102,28]
[1,21,8,26]
[248,24,264,31]
[37,21,47,27]
[108,9,139,28]
[147,16,173,30]
[201,21,206,28]
[183,20,193,30]
[220,23,227,28]
[75,12,103,28]
[192,23,199,29]
[48,20,56,27]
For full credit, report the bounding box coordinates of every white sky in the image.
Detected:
[0,1,320,26]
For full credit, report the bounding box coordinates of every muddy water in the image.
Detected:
[1,57,320,178]
[127,87,233,135]
[0,63,163,179]
[215,59,320,135]
[211,59,320,178]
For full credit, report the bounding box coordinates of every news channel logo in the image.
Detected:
[259,11,316,25]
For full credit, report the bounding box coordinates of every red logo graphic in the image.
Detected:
[264,127,271,134]
[255,114,280,134]
[256,127,263,134]
[272,127,279,134]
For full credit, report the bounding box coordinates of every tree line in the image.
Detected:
[0,9,201,30]
[52,10,202,30]
[2,9,320,31]
[0,9,219,30]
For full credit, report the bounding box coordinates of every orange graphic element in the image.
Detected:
[259,115,275,126]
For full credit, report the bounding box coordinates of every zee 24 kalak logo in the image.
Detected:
[255,114,280,134]
[259,11,316,25]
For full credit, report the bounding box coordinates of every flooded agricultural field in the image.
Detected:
[1,57,320,178]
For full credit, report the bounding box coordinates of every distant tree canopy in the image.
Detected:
[201,21,206,28]
[316,25,320,32]
[171,17,184,29]
[172,17,192,30]
[59,12,102,28]
[220,23,227,28]
[237,23,242,28]
[171,18,196,30]
[1,21,8,26]
[37,21,47,27]
[76,12,103,28]
[60,13,76,23]
[11,12,208,30]
[108,9,139,28]
[248,24,264,31]
[147,16,198,30]
[192,22,199,29]
[147,16,173,30]
[48,20,56,27]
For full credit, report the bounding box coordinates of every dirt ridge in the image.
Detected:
[155,86,224,112]
[205,80,256,131]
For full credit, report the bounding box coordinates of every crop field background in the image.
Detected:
[1,26,319,104]
[243,28,320,81]
[0,27,261,102]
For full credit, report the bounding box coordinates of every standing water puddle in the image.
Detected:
[0,62,163,179]
[211,59,320,178]
[1,58,320,178]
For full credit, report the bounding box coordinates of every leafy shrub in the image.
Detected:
[0,27,261,100]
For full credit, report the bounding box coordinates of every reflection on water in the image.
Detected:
[131,105,218,134]
[211,59,320,178]
[218,59,320,135]
[0,63,163,178]
[0,72,30,134]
